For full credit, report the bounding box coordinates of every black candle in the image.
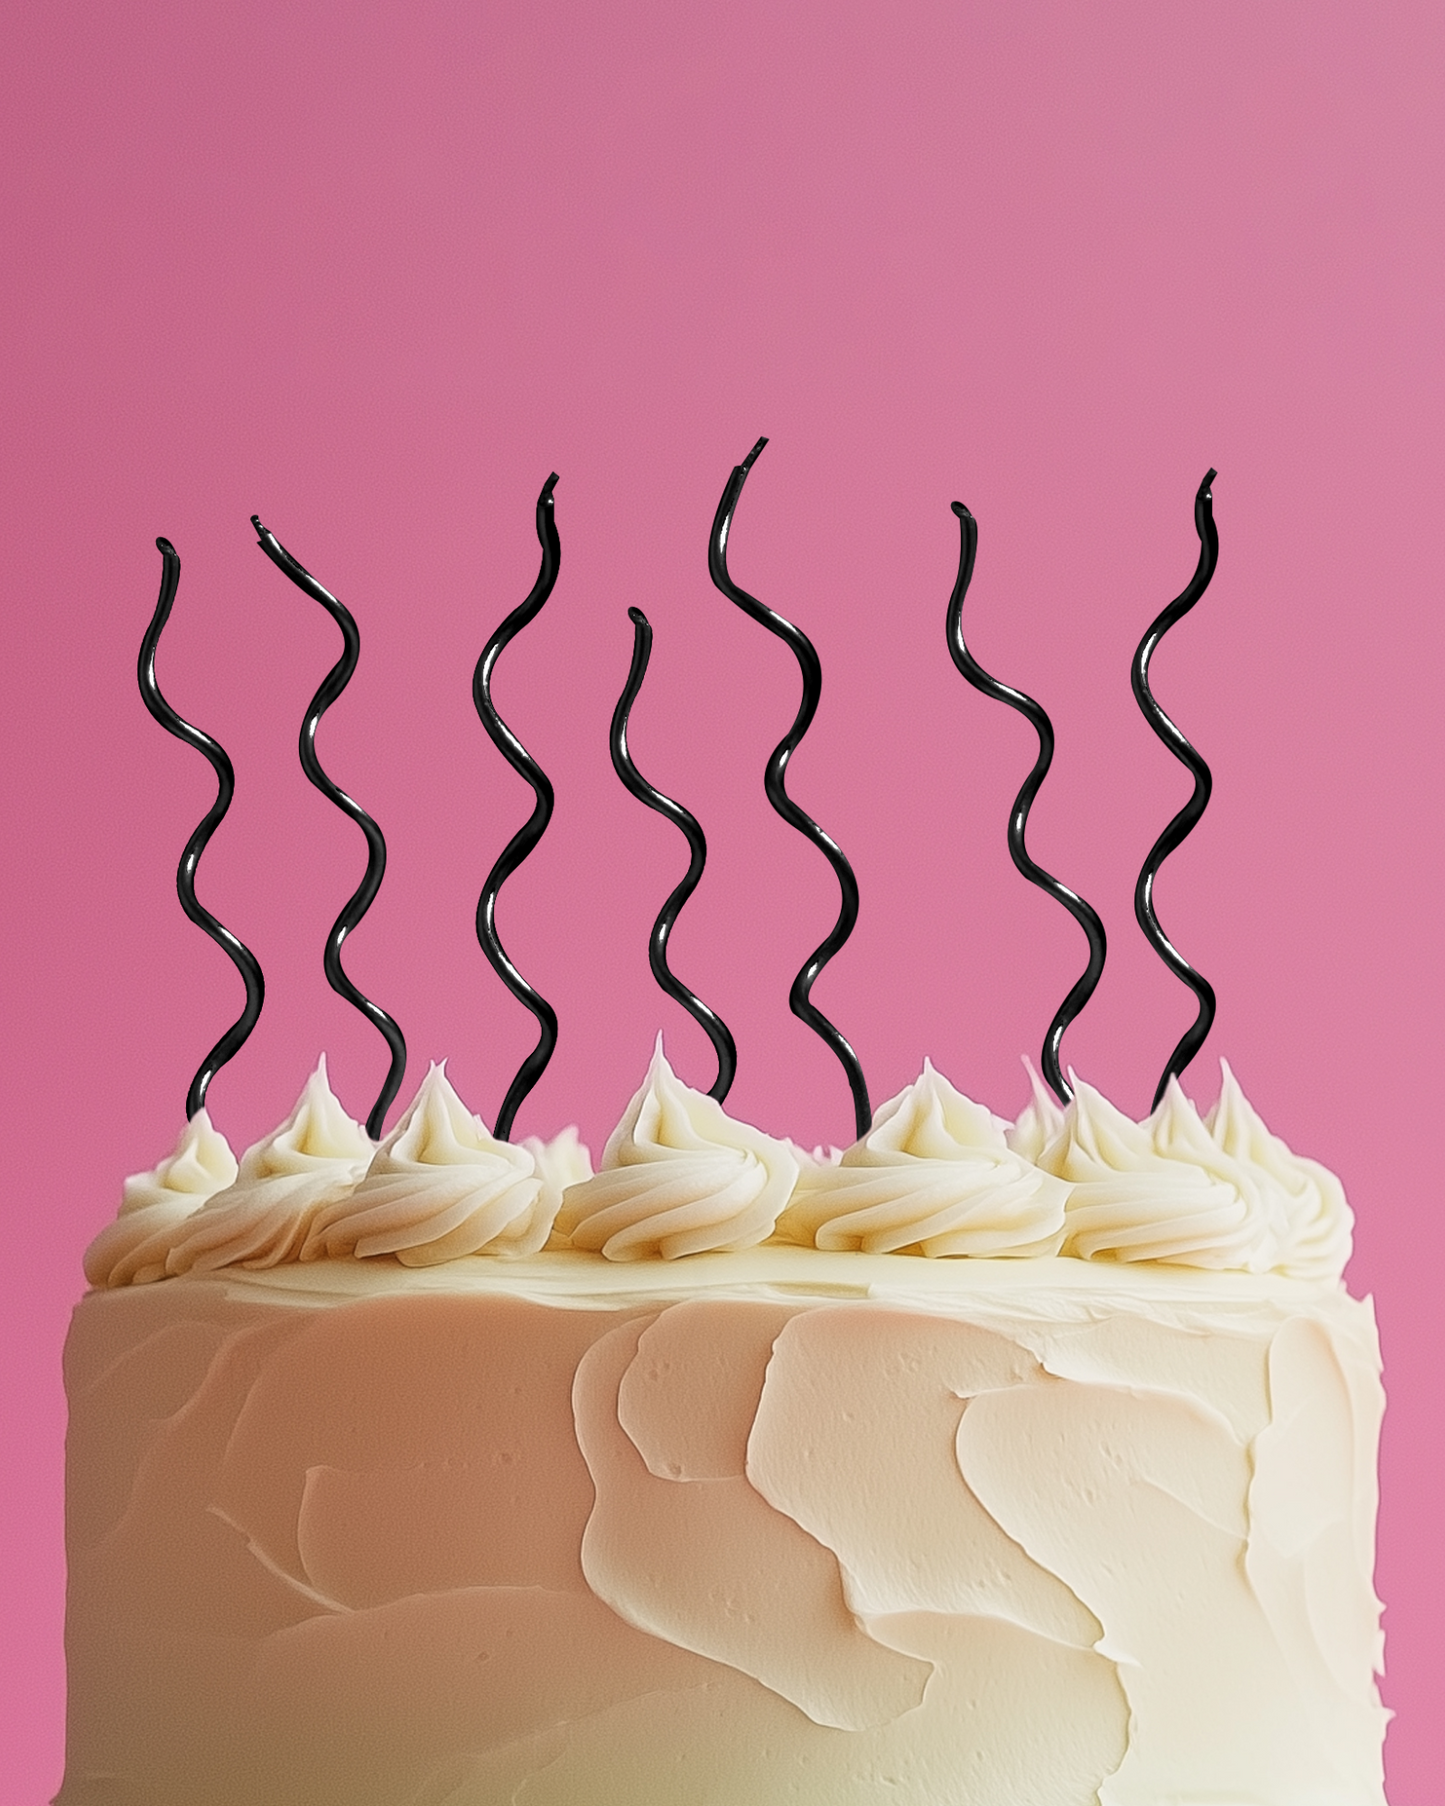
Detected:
[1131,469,1219,1107]
[945,502,1106,1105]
[472,474,561,1141]
[252,516,406,1140]
[708,438,871,1140]
[610,605,738,1102]
[139,537,265,1120]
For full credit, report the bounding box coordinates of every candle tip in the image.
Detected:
[741,436,768,473]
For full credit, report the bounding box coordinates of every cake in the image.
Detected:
[66,457,1386,1802]
[60,1044,1387,1806]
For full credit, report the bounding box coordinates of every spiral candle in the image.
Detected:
[473,474,561,1141]
[251,516,407,1140]
[1131,469,1219,1107]
[946,502,1107,1105]
[708,438,871,1140]
[139,537,265,1119]
[610,606,738,1101]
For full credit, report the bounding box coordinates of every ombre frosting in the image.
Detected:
[776,1059,1067,1256]
[557,1038,799,1260]
[303,1063,559,1264]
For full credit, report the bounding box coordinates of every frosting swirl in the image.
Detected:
[165,1058,373,1274]
[776,1060,1067,1257]
[1004,1058,1066,1165]
[303,1063,554,1264]
[556,1038,798,1260]
[1205,1059,1352,1281]
[521,1124,594,1236]
[83,1110,238,1288]
[1041,1076,1281,1271]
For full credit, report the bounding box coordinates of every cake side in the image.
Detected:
[60,1254,1386,1806]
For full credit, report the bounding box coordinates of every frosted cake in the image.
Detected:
[59,1046,1386,1806]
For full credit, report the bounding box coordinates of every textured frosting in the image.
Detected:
[1040,1070,1353,1280]
[776,1060,1067,1256]
[82,1055,1352,1285]
[303,1063,555,1264]
[557,1039,799,1260]
[60,1255,1387,1805]
[1042,1076,1282,1271]
[1207,1059,1354,1282]
[522,1124,594,1232]
[82,1110,238,1288]
[1004,1058,1066,1164]
[163,1058,373,1274]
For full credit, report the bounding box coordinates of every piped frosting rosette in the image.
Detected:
[776,1059,1068,1257]
[1205,1059,1353,1281]
[556,1038,798,1260]
[1039,1071,1304,1273]
[520,1124,594,1234]
[303,1062,565,1263]
[164,1058,373,1274]
[83,1111,238,1288]
[1003,1058,1066,1165]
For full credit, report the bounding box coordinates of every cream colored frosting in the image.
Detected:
[1004,1056,1066,1164]
[163,1058,373,1275]
[82,1109,238,1288]
[303,1063,556,1264]
[1207,1059,1354,1282]
[556,1038,799,1260]
[1042,1075,1281,1271]
[82,1054,1352,1286]
[60,1252,1387,1804]
[775,1059,1067,1256]
[522,1124,594,1231]
[1039,1068,1353,1281]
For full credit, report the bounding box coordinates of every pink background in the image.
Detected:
[2,1,1441,1798]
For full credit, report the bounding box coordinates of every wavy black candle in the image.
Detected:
[473,474,561,1142]
[251,516,406,1140]
[139,537,266,1121]
[946,503,1107,1106]
[708,438,871,1140]
[610,606,738,1102]
[1132,468,1219,1107]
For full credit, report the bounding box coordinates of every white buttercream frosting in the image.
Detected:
[163,1058,373,1274]
[775,1060,1068,1256]
[61,1253,1387,1804]
[521,1124,594,1233]
[303,1063,556,1264]
[83,1110,238,1288]
[1206,1059,1353,1281]
[1041,1075,1281,1270]
[83,1056,1351,1285]
[1004,1057,1066,1164]
[1037,1067,1352,1281]
[556,1038,799,1260]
